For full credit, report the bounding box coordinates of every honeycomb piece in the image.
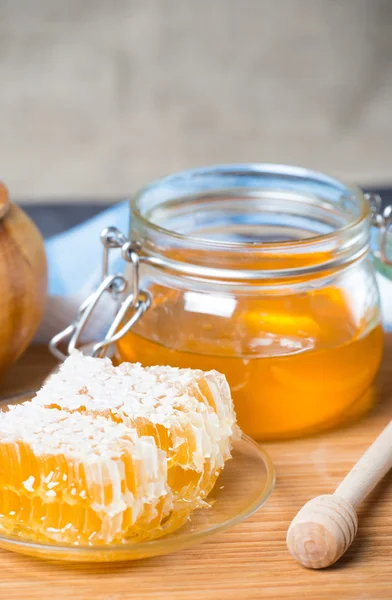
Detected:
[33,353,238,513]
[0,404,173,545]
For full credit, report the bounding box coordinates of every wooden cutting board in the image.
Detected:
[1,339,392,600]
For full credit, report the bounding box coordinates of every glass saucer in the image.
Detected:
[0,391,275,562]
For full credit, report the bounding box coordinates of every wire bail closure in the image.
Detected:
[49,227,151,361]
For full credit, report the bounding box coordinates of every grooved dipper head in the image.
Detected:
[286,494,358,569]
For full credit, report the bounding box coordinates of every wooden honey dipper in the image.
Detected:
[287,420,392,569]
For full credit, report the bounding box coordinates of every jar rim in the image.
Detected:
[131,163,370,251]
[130,163,371,281]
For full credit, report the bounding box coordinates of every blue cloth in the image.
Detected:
[37,201,130,343]
[45,200,129,296]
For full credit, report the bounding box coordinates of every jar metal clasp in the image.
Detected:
[365,192,392,266]
[49,227,151,361]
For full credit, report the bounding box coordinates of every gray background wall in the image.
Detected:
[1,0,391,201]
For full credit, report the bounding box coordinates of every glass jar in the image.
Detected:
[116,164,385,440]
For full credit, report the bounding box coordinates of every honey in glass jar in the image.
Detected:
[116,164,384,440]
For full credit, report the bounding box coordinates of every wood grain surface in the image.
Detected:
[0,339,392,600]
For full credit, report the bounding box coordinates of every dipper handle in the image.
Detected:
[335,420,392,508]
